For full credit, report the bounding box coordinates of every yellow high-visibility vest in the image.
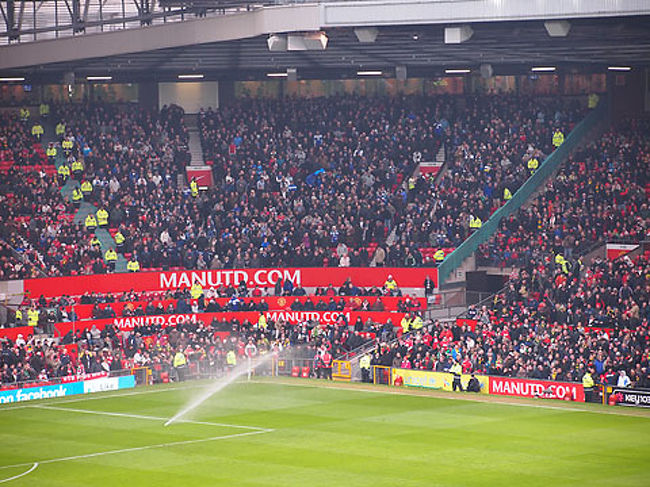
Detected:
[400,316,411,333]
[503,188,512,200]
[527,158,539,172]
[190,180,199,197]
[85,214,97,229]
[27,309,39,326]
[56,123,66,136]
[114,232,125,245]
[46,147,57,157]
[190,283,203,299]
[226,350,237,366]
[81,180,93,195]
[72,187,83,202]
[127,260,140,272]
[552,131,565,148]
[104,249,117,262]
[96,209,109,226]
[434,249,445,262]
[173,352,187,367]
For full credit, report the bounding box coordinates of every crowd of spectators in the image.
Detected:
[478,118,649,268]
[0,102,191,278]
[2,94,593,277]
[369,293,650,389]
[395,96,586,249]
[0,308,375,386]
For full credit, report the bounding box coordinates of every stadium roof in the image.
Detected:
[1,0,649,82]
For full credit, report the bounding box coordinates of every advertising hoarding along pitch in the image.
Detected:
[0,375,135,404]
[612,388,650,408]
[23,267,437,298]
[489,376,585,402]
[393,368,490,394]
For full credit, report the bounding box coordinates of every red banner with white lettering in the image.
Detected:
[24,267,437,299]
[66,295,427,320]
[53,310,408,335]
[489,376,585,402]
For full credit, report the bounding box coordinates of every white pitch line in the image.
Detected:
[32,404,271,432]
[0,383,205,412]
[0,462,38,483]
[0,430,269,472]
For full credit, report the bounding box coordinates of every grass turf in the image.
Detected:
[0,377,649,486]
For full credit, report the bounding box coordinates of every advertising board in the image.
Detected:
[489,376,585,402]
[393,368,490,394]
[0,375,135,404]
[24,267,437,298]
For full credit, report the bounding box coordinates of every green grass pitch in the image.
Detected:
[0,377,649,486]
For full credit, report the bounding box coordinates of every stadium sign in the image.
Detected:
[0,375,135,404]
[611,388,650,408]
[394,368,490,394]
[490,377,585,402]
[23,267,437,298]
[52,311,408,334]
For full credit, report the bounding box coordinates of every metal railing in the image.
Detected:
[0,0,289,45]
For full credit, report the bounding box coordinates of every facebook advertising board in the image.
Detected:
[0,375,136,405]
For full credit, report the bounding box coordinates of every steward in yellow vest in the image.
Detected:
[503,188,512,201]
[552,129,565,148]
[434,249,445,263]
[58,163,71,184]
[190,282,203,299]
[20,108,30,122]
[15,308,23,325]
[226,350,237,367]
[400,314,412,334]
[27,308,39,326]
[527,157,539,174]
[46,144,57,161]
[190,178,199,198]
[96,208,109,227]
[257,313,267,330]
[71,187,83,206]
[39,103,50,117]
[62,139,73,154]
[71,159,83,178]
[114,231,125,251]
[32,124,44,140]
[56,122,66,137]
[104,247,118,271]
[126,257,140,272]
[469,215,482,230]
[85,213,97,231]
[81,180,93,198]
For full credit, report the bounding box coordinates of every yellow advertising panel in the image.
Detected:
[393,368,490,394]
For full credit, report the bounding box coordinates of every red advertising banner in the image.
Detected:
[456,318,478,331]
[66,295,427,320]
[53,310,407,335]
[489,376,585,402]
[606,243,638,260]
[0,326,34,341]
[24,267,437,299]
